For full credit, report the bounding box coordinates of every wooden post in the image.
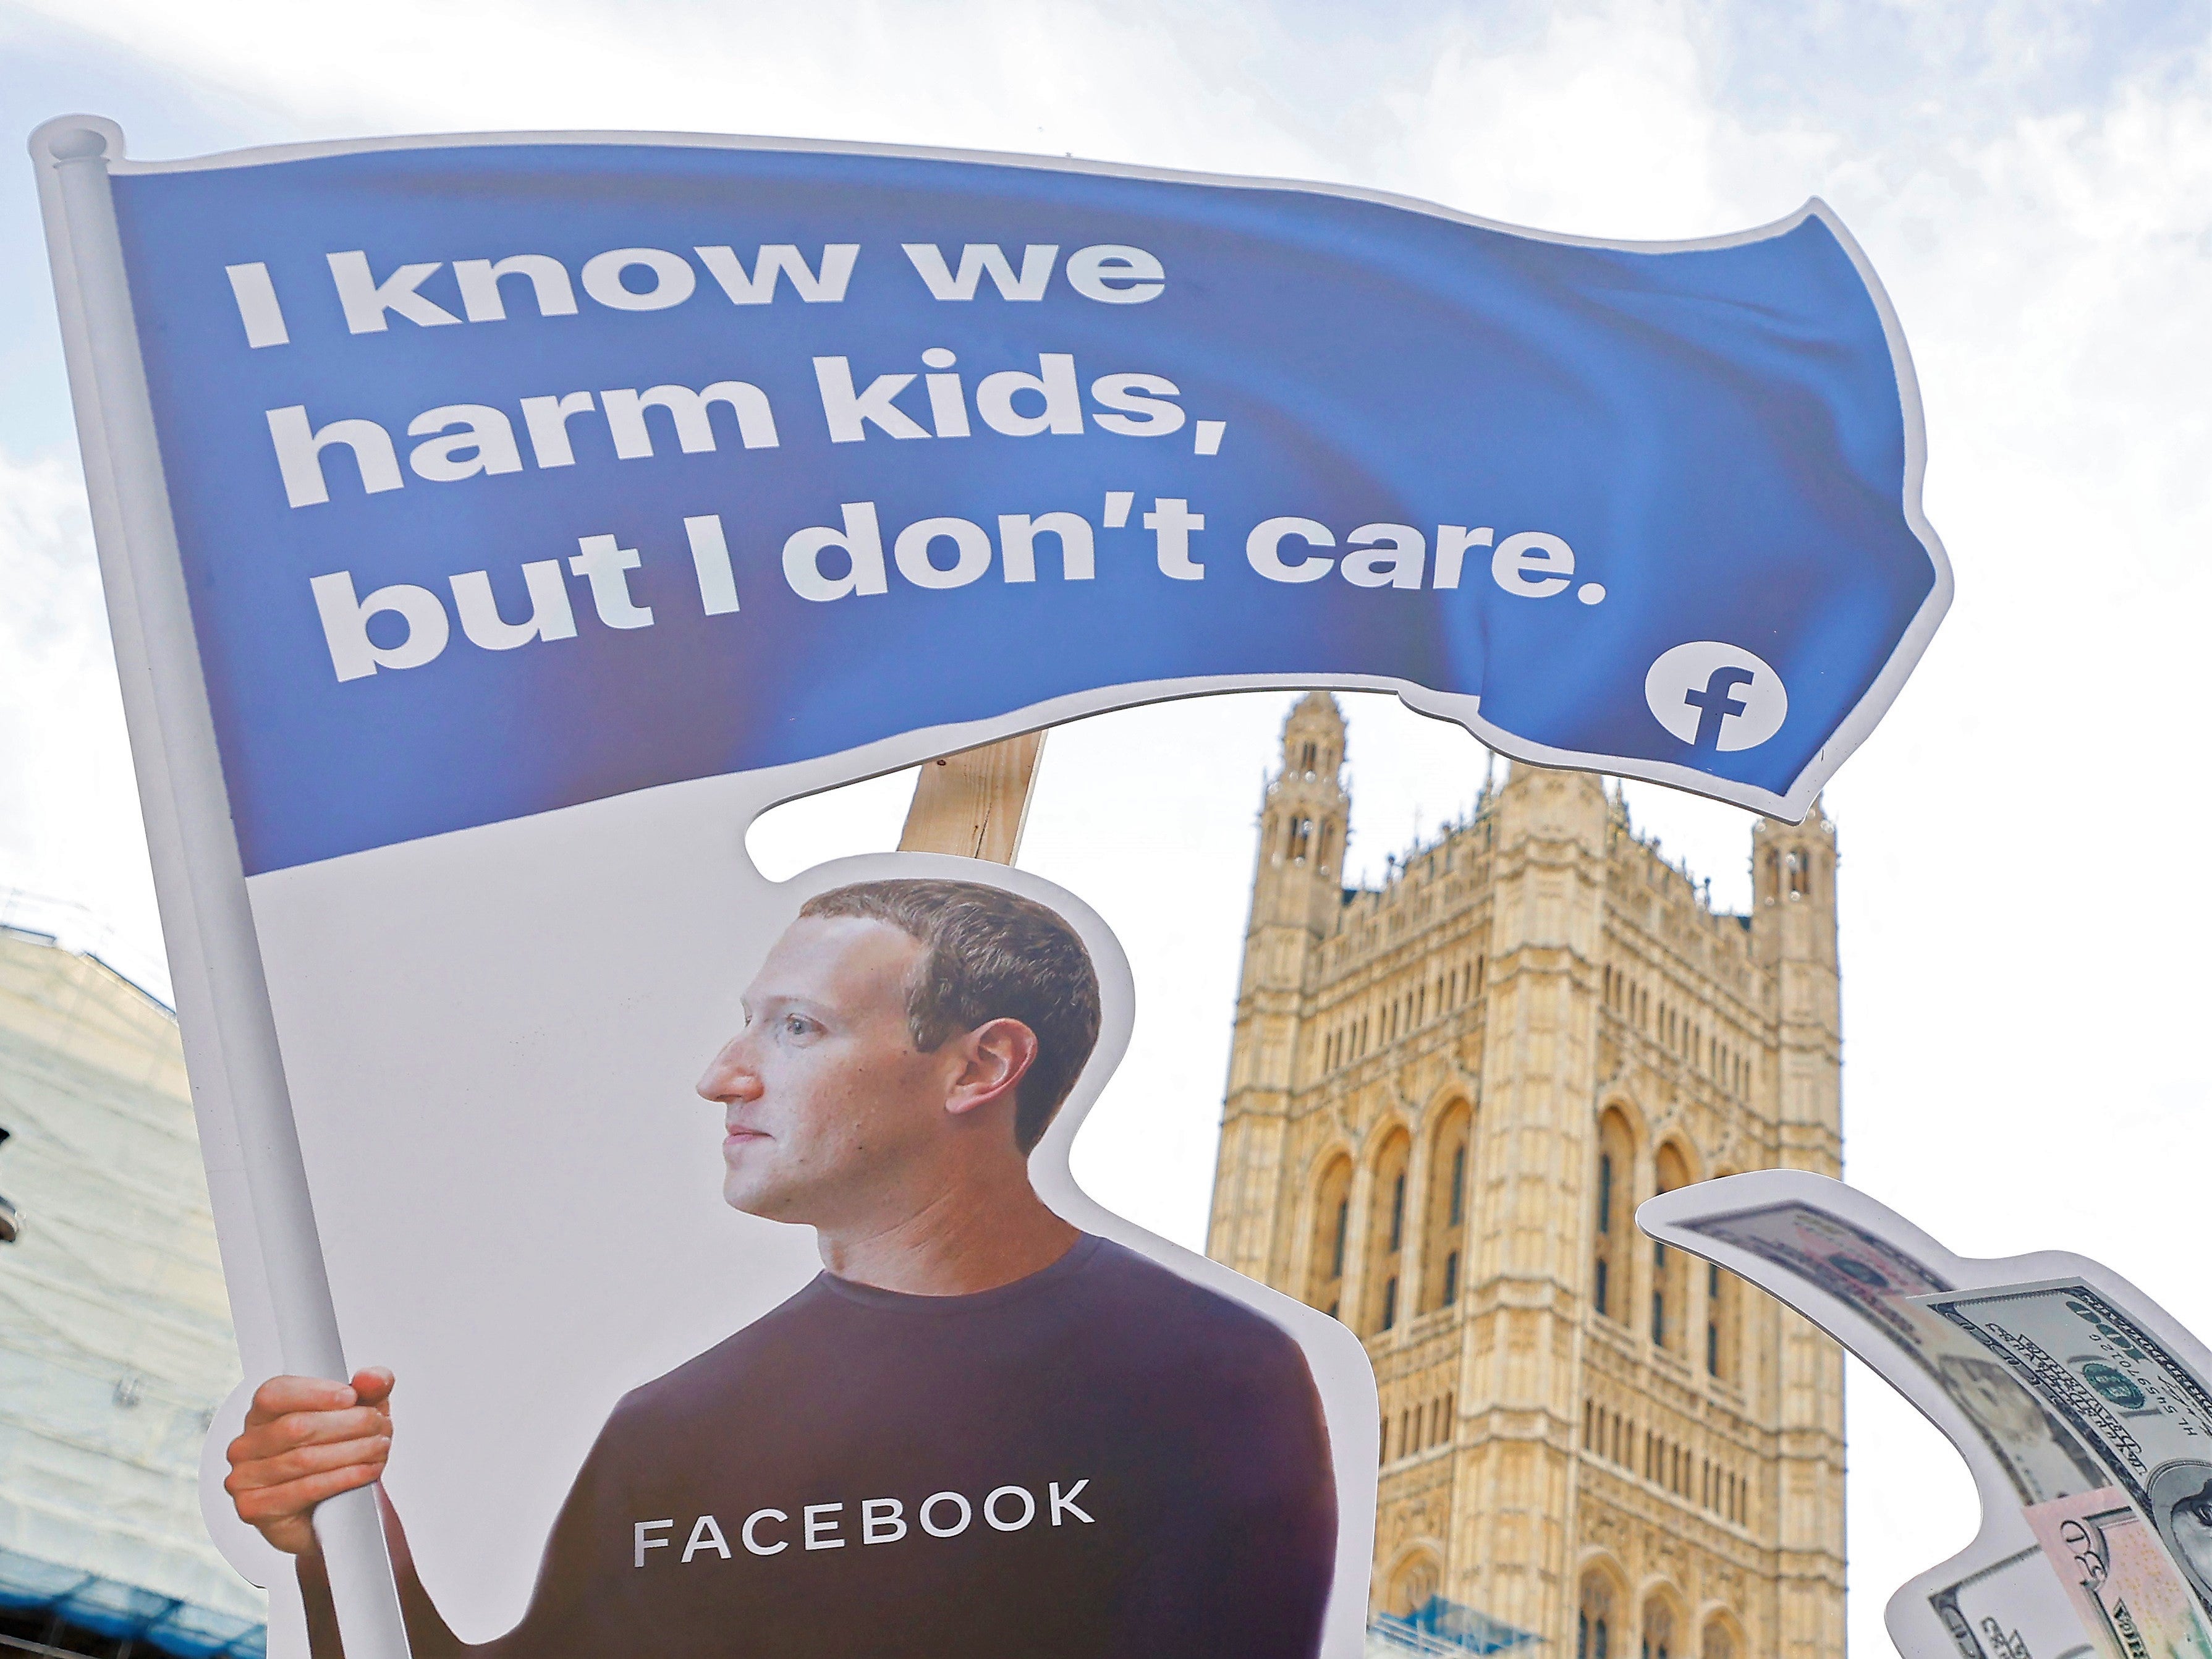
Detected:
[897,732,1047,864]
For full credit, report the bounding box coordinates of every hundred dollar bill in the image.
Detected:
[1923,1281,2212,1620]
[1690,1203,2104,1505]
[2027,1488,2212,1659]
[1930,1545,2098,1659]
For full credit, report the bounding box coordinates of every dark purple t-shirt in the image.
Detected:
[370,1234,1337,1659]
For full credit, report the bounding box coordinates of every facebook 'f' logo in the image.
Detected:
[1685,666,1757,747]
[1644,643,1788,752]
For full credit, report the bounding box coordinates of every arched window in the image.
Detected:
[1421,1102,1473,1313]
[1651,1143,1692,1353]
[1307,1156,1354,1318]
[1701,1618,1734,1659]
[1578,1573,1614,1659]
[1389,1552,1441,1618]
[1367,1131,1412,1334]
[1705,1173,1742,1381]
[1593,1110,1635,1323]
[1641,1598,1675,1659]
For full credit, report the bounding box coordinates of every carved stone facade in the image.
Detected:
[1206,694,1846,1659]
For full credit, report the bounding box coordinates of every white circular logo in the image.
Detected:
[1644,642,1788,753]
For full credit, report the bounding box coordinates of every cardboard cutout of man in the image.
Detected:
[224,879,1337,1658]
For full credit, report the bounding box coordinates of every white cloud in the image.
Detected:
[7,0,1327,180]
[0,443,166,993]
[1391,7,1786,237]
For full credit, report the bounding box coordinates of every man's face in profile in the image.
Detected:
[695,916,960,1229]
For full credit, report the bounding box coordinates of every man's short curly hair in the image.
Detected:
[797,879,1103,1153]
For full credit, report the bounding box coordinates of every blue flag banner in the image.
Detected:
[104,134,1947,872]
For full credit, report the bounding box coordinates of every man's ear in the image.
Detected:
[944,1019,1040,1119]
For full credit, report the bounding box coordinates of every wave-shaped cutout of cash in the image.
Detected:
[1638,1172,2212,1659]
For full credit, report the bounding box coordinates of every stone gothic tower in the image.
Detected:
[1748,804,1847,1659]
[1213,692,1350,1284]
[1208,732,1847,1659]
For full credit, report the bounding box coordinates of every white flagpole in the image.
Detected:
[30,117,413,1659]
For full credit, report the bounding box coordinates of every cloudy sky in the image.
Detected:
[2,0,2206,1648]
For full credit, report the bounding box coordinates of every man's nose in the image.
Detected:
[695,1036,763,1103]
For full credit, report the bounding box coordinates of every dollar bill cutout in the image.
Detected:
[1639,1173,2212,1659]
[1924,1281,2212,1622]
[1930,1545,2096,1659]
[1690,1202,2103,1506]
[2025,1488,2212,1659]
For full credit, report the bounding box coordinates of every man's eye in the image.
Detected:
[782,1014,814,1037]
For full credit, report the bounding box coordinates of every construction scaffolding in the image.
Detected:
[1370,1595,1543,1655]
